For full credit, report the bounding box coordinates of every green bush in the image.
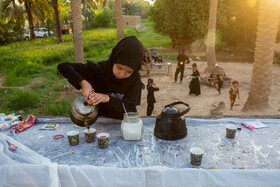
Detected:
[93,9,113,28]
[7,90,41,110]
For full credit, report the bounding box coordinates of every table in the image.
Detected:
[3,117,280,169]
[1,117,280,187]
[152,62,172,75]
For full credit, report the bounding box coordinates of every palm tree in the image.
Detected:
[205,0,218,73]
[71,0,84,63]
[243,0,280,111]
[51,0,63,43]
[0,0,25,25]
[103,0,108,8]
[18,0,36,40]
[115,0,124,41]
[82,0,88,30]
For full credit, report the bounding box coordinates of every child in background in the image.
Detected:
[189,63,201,96]
[229,80,240,110]
[216,74,224,95]
[147,78,159,116]
[174,49,190,84]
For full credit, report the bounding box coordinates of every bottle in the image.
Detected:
[121,112,143,141]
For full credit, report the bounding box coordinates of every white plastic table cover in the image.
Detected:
[0,117,280,187]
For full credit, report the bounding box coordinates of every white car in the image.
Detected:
[23,30,30,40]
[25,28,54,39]
[35,28,54,38]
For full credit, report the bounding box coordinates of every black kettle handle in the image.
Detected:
[164,101,191,117]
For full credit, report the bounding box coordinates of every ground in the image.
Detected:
[137,60,280,116]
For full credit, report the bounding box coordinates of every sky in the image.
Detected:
[144,0,155,5]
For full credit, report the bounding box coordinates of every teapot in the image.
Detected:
[154,101,190,140]
[70,96,99,127]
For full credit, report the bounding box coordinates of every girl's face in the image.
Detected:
[113,63,134,79]
[192,66,197,71]
[233,83,238,89]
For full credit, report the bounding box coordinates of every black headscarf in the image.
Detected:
[108,36,144,71]
[93,36,144,97]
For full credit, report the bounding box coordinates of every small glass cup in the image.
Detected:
[67,130,79,146]
[97,133,109,149]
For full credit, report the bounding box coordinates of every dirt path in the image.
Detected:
[0,76,46,90]
[138,61,280,116]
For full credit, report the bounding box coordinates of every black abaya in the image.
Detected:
[189,70,201,96]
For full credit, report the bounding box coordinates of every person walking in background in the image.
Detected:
[189,63,201,96]
[147,78,159,116]
[174,49,190,84]
[229,80,240,110]
[143,47,152,77]
[216,74,224,95]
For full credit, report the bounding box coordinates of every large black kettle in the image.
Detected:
[154,101,191,140]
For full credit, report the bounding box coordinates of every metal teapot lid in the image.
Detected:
[162,107,179,116]
[160,101,191,118]
[74,96,95,115]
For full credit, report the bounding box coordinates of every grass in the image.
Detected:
[136,20,171,47]
[0,19,173,116]
[0,89,41,112]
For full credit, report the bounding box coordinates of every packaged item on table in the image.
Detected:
[241,122,255,130]
[39,124,59,130]
[10,115,36,134]
[0,122,10,132]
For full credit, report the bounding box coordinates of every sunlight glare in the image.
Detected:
[247,0,257,8]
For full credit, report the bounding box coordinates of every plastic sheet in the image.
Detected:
[1,117,280,186]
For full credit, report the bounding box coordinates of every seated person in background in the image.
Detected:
[149,45,163,63]
[143,47,152,77]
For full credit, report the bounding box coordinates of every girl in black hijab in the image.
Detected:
[58,36,144,119]
[189,63,201,96]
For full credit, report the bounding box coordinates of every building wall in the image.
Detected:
[123,15,141,29]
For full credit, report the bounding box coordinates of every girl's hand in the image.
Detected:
[80,80,94,102]
[87,92,110,105]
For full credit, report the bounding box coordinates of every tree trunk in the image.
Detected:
[103,0,108,8]
[83,0,87,31]
[11,0,18,20]
[71,0,84,63]
[115,0,124,41]
[47,21,51,37]
[24,1,35,40]
[36,20,39,31]
[204,0,218,73]
[243,0,280,111]
[52,0,63,43]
